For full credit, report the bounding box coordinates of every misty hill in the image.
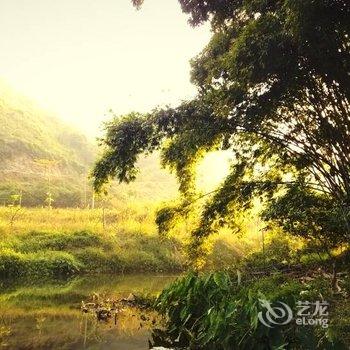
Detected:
[0,81,177,207]
[0,80,96,207]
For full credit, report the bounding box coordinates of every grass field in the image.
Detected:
[0,206,186,277]
[0,204,157,235]
[0,205,268,278]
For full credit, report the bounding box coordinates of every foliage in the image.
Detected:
[0,207,188,277]
[152,272,347,349]
[0,249,81,278]
[0,232,184,278]
[0,206,290,276]
[93,0,350,258]
[262,182,349,247]
[0,249,28,278]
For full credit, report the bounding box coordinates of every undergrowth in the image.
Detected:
[0,230,185,277]
[152,271,349,349]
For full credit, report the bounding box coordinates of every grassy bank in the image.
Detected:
[0,206,268,278]
[152,269,350,349]
[0,230,185,277]
[0,207,186,277]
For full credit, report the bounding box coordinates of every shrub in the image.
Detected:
[0,229,187,278]
[121,250,161,272]
[28,251,82,277]
[16,230,102,252]
[75,247,124,273]
[0,249,27,278]
[152,272,345,349]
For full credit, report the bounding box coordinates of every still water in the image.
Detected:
[0,274,177,350]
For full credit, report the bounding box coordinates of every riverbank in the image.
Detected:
[0,207,186,277]
[0,229,185,277]
[153,267,350,349]
[0,207,263,278]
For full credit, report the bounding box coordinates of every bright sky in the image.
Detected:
[0,0,210,137]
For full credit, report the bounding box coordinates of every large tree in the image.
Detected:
[93,0,350,251]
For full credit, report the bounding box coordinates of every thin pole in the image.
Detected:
[91,192,95,209]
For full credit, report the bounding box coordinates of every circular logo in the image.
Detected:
[258,299,293,328]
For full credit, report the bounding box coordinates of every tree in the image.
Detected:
[92,0,350,254]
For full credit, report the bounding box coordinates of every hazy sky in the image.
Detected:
[0,0,210,136]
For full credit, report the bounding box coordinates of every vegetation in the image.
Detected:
[152,271,349,349]
[0,207,185,277]
[0,205,273,277]
[93,0,350,261]
[90,0,350,348]
[0,81,177,208]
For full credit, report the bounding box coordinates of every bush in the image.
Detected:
[0,249,27,278]
[16,230,102,252]
[75,247,124,273]
[28,251,82,277]
[75,247,110,272]
[0,249,81,278]
[121,250,161,272]
[152,272,346,349]
[243,234,300,270]
[0,226,186,278]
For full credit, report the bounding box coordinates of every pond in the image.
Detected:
[0,274,177,350]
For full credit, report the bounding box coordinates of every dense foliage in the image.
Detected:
[151,272,347,349]
[0,229,184,278]
[93,0,350,256]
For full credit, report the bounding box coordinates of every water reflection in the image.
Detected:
[0,274,177,349]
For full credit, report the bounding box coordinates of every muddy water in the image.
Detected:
[0,274,177,349]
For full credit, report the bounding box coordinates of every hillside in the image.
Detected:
[0,81,178,207]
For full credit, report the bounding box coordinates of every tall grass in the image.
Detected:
[0,205,293,277]
[0,205,156,236]
[0,206,186,277]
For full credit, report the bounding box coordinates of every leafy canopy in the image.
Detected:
[93,0,350,250]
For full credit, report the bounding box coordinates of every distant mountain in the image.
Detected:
[0,81,178,207]
[0,81,96,207]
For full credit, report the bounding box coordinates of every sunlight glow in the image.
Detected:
[0,0,210,136]
[197,151,233,192]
